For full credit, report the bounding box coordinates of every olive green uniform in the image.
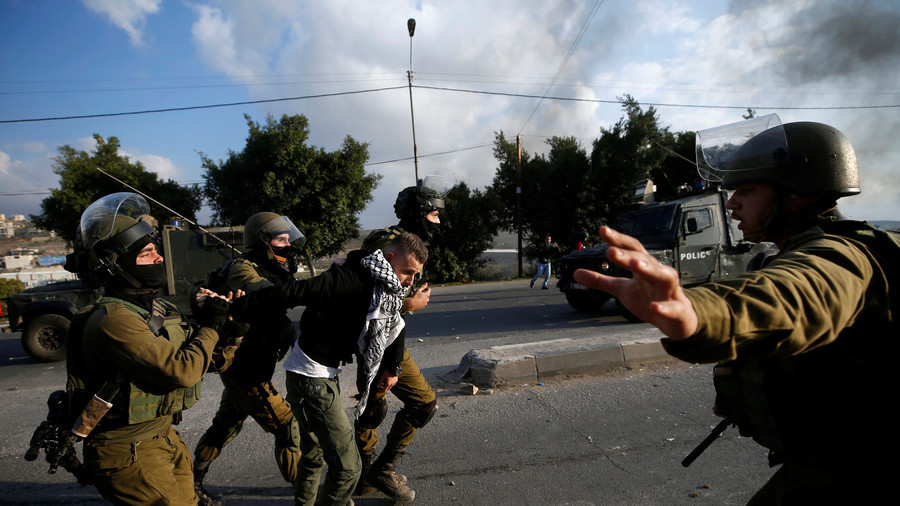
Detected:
[663,220,896,503]
[194,256,301,482]
[68,297,219,505]
[356,227,437,455]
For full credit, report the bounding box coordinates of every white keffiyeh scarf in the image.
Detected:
[353,249,406,419]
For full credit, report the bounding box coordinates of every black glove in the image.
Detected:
[227,293,251,323]
[197,295,230,333]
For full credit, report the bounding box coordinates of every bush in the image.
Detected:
[0,278,25,319]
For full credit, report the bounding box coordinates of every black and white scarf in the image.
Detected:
[353,249,406,419]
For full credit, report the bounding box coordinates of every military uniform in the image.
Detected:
[67,296,219,505]
[194,255,301,484]
[664,217,896,503]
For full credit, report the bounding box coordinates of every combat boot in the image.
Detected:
[354,450,378,496]
[366,448,415,502]
[194,461,225,506]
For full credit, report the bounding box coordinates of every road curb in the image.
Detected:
[451,330,671,388]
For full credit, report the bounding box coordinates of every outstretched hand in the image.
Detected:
[573,226,698,340]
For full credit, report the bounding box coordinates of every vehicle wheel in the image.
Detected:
[22,314,70,362]
[565,291,609,313]
[616,298,643,323]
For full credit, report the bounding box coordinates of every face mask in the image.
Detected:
[121,261,168,290]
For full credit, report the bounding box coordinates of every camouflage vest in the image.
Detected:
[66,297,201,427]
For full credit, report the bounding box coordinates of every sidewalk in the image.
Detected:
[449,325,672,388]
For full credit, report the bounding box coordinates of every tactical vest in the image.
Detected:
[712,219,899,464]
[66,297,201,428]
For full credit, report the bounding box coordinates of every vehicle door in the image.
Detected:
[676,202,721,285]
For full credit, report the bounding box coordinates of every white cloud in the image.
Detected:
[81,0,162,46]
[189,4,270,78]
[121,151,183,181]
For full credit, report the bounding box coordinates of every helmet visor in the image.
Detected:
[420,175,453,196]
[696,114,785,183]
[80,192,152,250]
[259,216,306,250]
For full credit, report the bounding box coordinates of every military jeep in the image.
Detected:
[557,185,777,320]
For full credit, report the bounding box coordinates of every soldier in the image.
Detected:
[64,192,236,504]
[574,117,896,504]
[193,212,306,505]
[353,182,444,502]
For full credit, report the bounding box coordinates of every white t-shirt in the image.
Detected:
[283,340,342,379]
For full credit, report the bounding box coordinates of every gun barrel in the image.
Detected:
[681,418,732,468]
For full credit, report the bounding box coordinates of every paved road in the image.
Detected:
[0,280,772,505]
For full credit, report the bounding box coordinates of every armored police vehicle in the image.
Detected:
[4,224,243,362]
[556,181,777,320]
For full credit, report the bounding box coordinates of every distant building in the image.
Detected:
[0,214,29,238]
[3,251,35,269]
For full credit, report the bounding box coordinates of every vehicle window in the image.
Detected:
[614,204,677,237]
[684,208,712,233]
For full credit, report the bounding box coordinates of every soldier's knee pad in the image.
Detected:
[400,399,437,428]
[355,397,388,430]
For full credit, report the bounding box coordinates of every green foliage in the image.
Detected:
[424,182,501,283]
[0,278,25,299]
[202,114,380,260]
[490,96,685,255]
[31,135,202,243]
[0,278,25,318]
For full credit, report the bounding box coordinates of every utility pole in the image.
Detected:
[516,135,523,277]
[407,18,419,183]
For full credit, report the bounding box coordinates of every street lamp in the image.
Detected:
[407,18,419,183]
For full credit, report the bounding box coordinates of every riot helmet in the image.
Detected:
[394,175,450,240]
[77,192,162,290]
[696,114,860,197]
[244,212,306,270]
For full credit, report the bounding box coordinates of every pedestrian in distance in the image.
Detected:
[531,235,559,289]
[574,115,898,504]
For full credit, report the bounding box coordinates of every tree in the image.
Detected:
[425,182,501,283]
[489,96,682,257]
[585,95,670,225]
[202,114,380,271]
[32,135,202,243]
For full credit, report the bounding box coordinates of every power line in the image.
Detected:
[417,85,900,111]
[518,0,604,135]
[0,86,406,124]
[3,83,898,125]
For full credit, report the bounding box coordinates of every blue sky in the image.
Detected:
[2,0,899,229]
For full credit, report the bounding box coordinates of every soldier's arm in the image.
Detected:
[89,306,218,389]
[231,265,355,318]
[663,233,874,364]
[227,259,274,293]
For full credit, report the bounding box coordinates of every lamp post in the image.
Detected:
[407,18,420,183]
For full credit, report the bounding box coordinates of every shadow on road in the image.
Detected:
[0,332,39,367]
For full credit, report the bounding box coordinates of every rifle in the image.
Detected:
[681,418,733,467]
[25,391,90,484]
